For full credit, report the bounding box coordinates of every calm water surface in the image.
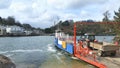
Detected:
[0,36,114,68]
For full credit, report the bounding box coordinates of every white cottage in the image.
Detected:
[6,25,24,35]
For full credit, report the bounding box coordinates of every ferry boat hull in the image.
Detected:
[55,38,73,54]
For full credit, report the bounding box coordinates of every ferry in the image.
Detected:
[54,22,107,68]
[55,29,74,54]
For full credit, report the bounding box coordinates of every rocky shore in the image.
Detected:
[0,54,16,68]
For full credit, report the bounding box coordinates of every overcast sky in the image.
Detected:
[0,0,120,28]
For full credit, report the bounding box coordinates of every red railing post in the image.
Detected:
[74,22,77,56]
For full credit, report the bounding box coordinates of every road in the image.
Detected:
[100,50,120,68]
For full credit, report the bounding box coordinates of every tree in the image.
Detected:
[2,18,7,25]
[0,17,2,24]
[102,11,110,22]
[102,11,113,34]
[61,20,70,26]
[113,8,120,35]
[114,8,120,22]
[44,28,53,33]
[22,24,32,30]
[15,21,22,27]
[6,16,16,25]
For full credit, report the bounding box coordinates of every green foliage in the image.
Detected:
[114,8,120,22]
[45,20,115,35]
[22,24,32,30]
[44,28,53,33]
[102,11,110,22]
[0,17,2,24]
[113,8,120,35]
[0,16,16,25]
[0,16,42,31]
[6,16,15,25]
[15,21,23,27]
[61,21,70,26]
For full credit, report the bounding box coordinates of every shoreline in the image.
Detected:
[0,35,45,37]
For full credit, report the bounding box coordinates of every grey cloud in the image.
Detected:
[0,0,11,9]
[69,0,107,9]
[1,0,118,28]
[48,0,107,10]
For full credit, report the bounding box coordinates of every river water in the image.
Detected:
[0,36,114,68]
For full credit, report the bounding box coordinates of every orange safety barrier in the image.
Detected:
[73,22,107,68]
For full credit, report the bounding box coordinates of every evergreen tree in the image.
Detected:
[113,8,120,35]
[102,11,110,22]
[102,11,112,34]
[6,16,16,25]
[114,8,120,22]
[0,17,2,24]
